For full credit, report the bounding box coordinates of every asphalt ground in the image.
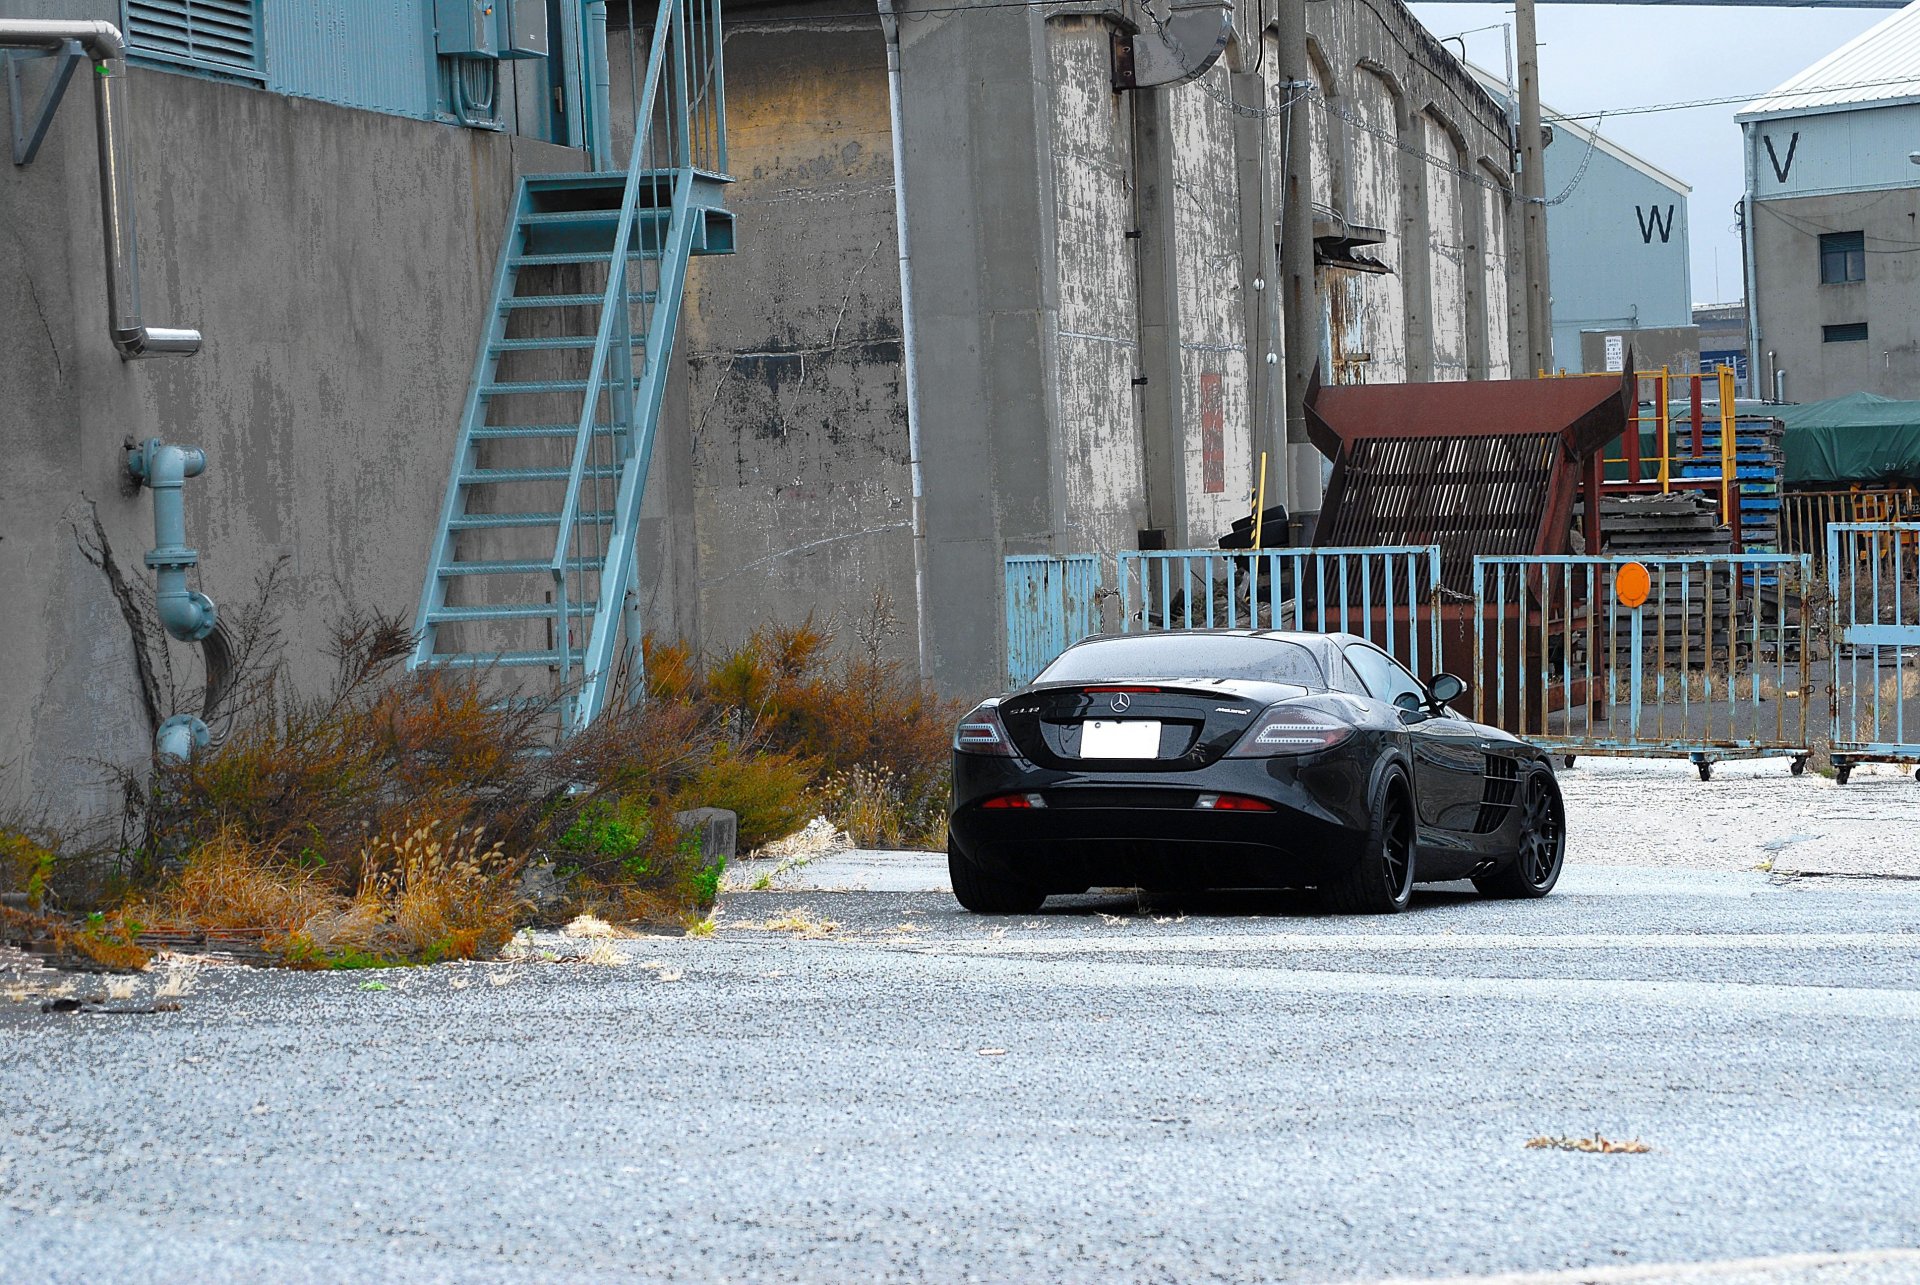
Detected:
[4,759,1919,1283]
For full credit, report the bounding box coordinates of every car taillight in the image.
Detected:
[954,701,1015,755]
[1195,793,1274,811]
[981,793,1046,809]
[1227,703,1353,756]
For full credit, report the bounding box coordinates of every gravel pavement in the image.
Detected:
[4,761,1919,1283]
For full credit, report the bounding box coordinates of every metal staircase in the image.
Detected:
[411,0,730,734]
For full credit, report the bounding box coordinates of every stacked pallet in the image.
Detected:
[1682,415,1786,552]
[1568,493,1746,666]
[1574,492,1731,556]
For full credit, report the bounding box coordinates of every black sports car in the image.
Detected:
[948,630,1565,915]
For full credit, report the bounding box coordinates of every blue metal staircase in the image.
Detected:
[411,0,730,734]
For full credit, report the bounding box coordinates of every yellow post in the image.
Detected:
[1252,452,1269,549]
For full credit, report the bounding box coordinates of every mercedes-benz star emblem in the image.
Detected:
[1110,693,1131,713]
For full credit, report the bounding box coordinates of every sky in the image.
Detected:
[1406,2,1893,305]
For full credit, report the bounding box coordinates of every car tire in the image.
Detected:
[948,836,1047,914]
[1322,768,1416,915]
[1474,767,1565,899]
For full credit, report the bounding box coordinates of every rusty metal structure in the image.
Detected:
[1304,370,1633,591]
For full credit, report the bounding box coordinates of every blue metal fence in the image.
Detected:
[1117,546,1444,679]
[1826,522,1920,783]
[1004,555,1103,687]
[1002,546,1443,690]
[1472,553,1813,778]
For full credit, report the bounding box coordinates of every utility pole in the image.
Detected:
[1515,0,1552,376]
[1277,0,1320,533]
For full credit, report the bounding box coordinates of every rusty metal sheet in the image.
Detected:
[1304,369,1632,458]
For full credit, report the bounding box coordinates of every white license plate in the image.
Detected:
[1080,719,1162,759]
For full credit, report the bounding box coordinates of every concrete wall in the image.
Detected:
[664,18,919,661]
[1745,104,1920,402]
[0,61,576,812]
[1749,184,1920,402]
[2,0,1522,812]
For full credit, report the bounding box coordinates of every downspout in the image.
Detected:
[0,20,201,357]
[127,438,218,761]
[878,0,932,682]
[1741,120,1762,400]
[585,0,613,171]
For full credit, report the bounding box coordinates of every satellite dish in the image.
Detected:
[1129,0,1234,89]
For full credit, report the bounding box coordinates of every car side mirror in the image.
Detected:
[1426,673,1466,708]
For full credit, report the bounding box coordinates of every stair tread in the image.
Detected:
[470,424,619,439]
[418,651,567,669]
[481,379,594,394]
[490,336,601,351]
[461,465,622,483]
[428,603,600,622]
[447,510,616,529]
[500,291,657,310]
[509,249,661,267]
[440,558,601,576]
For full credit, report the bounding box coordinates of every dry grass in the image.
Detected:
[745,907,841,939]
[1526,1133,1653,1154]
[136,827,339,938]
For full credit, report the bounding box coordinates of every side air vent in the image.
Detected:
[126,0,262,76]
[1473,755,1520,834]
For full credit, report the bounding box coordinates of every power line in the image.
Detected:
[1556,72,1920,120]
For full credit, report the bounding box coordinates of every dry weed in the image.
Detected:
[137,827,342,939]
[562,914,620,939]
[748,907,841,939]
[1526,1133,1652,1154]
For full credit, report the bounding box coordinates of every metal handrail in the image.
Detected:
[548,0,681,686]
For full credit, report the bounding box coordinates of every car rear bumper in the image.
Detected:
[950,753,1375,892]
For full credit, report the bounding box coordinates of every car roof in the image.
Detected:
[1061,628,1375,675]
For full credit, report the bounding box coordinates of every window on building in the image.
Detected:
[1823,323,1869,344]
[1819,231,1866,284]
[125,0,263,80]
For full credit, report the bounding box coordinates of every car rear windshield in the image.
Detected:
[1037,635,1325,687]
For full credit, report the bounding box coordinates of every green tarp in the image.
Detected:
[1775,392,1920,487]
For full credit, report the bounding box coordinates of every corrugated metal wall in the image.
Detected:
[264,0,441,119]
[1545,131,1692,372]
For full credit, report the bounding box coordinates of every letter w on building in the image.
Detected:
[1635,205,1675,245]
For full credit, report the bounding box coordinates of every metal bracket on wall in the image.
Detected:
[5,39,83,167]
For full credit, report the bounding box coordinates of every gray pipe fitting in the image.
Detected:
[126,438,218,643]
[155,714,210,763]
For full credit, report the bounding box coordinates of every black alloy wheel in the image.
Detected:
[1474,768,1565,899]
[1323,772,1416,915]
[948,836,1047,915]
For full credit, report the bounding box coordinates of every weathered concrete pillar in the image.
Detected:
[1132,83,1186,549]
[1399,100,1435,382]
[897,3,1065,697]
[1230,64,1284,520]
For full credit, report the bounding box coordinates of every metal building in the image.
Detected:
[1473,65,1694,374]
[1737,0,1920,402]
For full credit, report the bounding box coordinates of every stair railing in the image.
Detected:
[549,0,720,731]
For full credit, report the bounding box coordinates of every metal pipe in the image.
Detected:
[878,0,931,681]
[586,0,613,171]
[1741,122,1762,400]
[126,438,218,643]
[0,19,201,358]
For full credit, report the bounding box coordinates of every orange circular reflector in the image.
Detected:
[1615,562,1652,609]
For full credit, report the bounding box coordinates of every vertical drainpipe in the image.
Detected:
[879,0,933,682]
[126,438,218,762]
[1741,120,1763,401]
[586,0,613,171]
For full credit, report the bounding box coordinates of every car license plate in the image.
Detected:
[1080,719,1161,758]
